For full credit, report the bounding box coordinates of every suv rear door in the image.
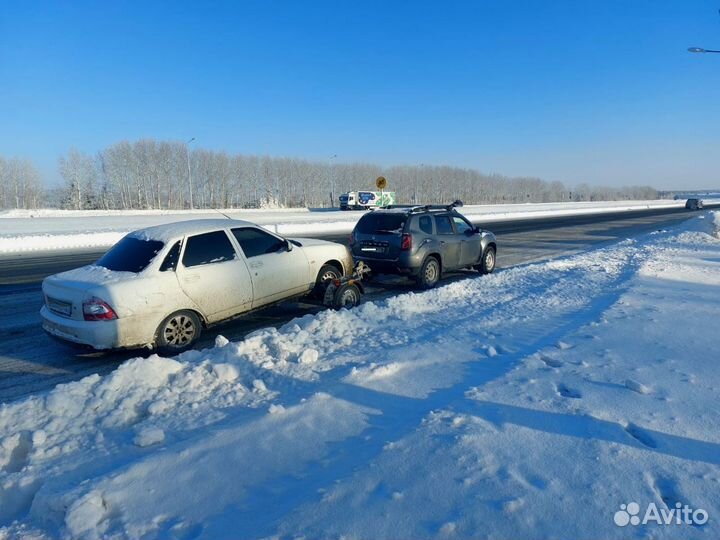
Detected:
[352,212,408,260]
[434,214,461,269]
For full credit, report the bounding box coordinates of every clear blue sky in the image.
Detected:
[2,0,719,189]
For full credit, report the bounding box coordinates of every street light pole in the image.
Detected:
[329,154,337,207]
[688,47,720,53]
[186,137,196,210]
[415,163,424,204]
[688,9,720,54]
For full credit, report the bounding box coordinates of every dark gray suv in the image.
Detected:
[350,202,497,288]
[685,198,704,211]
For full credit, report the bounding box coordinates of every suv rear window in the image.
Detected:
[355,213,407,234]
[418,215,433,234]
[97,236,164,273]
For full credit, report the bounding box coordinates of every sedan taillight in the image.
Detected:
[83,297,118,321]
[400,233,412,251]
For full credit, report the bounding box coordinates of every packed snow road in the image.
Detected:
[0,211,718,539]
[0,206,698,285]
[0,210,699,404]
[0,200,689,257]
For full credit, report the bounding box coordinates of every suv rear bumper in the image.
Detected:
[353,254,421,277]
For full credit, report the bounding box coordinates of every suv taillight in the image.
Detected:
[349,231,355,246]
[83,297,118,321]
[400,233,412,251]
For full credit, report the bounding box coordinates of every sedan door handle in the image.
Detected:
[183,274,201,283]
[249,261,264,269]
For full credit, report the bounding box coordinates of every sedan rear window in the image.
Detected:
[97,236,165,273]
[182,230,237,267]
[355,213,407,235]
[160,241,182,272]
[232,228,286,258]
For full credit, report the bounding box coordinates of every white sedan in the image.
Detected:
[41,219,353,352]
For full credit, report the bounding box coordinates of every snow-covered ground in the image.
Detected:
[1,212,718,539]
[0,200,683,254]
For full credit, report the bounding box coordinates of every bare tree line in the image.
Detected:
[0,157,43,210]
[0,140,659,210]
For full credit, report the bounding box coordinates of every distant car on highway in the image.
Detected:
[41,219,352,352]
[685,198,704,210]
[350,201,497,288]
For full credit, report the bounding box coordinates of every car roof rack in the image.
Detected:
[382,200,464,213]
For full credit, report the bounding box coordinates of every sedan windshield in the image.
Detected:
[97,236,165,273]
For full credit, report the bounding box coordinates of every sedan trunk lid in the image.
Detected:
[42,265,136,321]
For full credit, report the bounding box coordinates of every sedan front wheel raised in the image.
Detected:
[157,310,201,354]
[313,264,342,298]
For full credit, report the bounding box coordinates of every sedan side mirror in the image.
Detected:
[285,239,293,251]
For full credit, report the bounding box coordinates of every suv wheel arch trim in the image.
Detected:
[426,253,442,271]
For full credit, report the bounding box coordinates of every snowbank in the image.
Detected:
[0,200,684,254]
[1,212,719,539]
[0,208,309,219]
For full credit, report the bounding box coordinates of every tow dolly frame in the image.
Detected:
[322,261,372,309]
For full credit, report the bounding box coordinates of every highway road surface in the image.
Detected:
[0,207,709,403]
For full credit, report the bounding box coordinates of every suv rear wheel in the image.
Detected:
[416,256,441,289]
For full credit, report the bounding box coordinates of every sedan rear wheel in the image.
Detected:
[157,310,201,354]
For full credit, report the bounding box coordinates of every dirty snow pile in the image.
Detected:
[1,213,719,539]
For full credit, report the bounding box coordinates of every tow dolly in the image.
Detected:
[322,261,371,309]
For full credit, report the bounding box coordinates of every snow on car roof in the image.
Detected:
[130,219,256,242]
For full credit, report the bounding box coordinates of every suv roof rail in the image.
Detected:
[382,200,464,213]
[408,200,464,214]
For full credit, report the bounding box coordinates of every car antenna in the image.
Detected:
[213,208,233,219]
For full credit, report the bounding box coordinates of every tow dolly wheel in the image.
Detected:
[321,261,369,309]
[332,283,362,309]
